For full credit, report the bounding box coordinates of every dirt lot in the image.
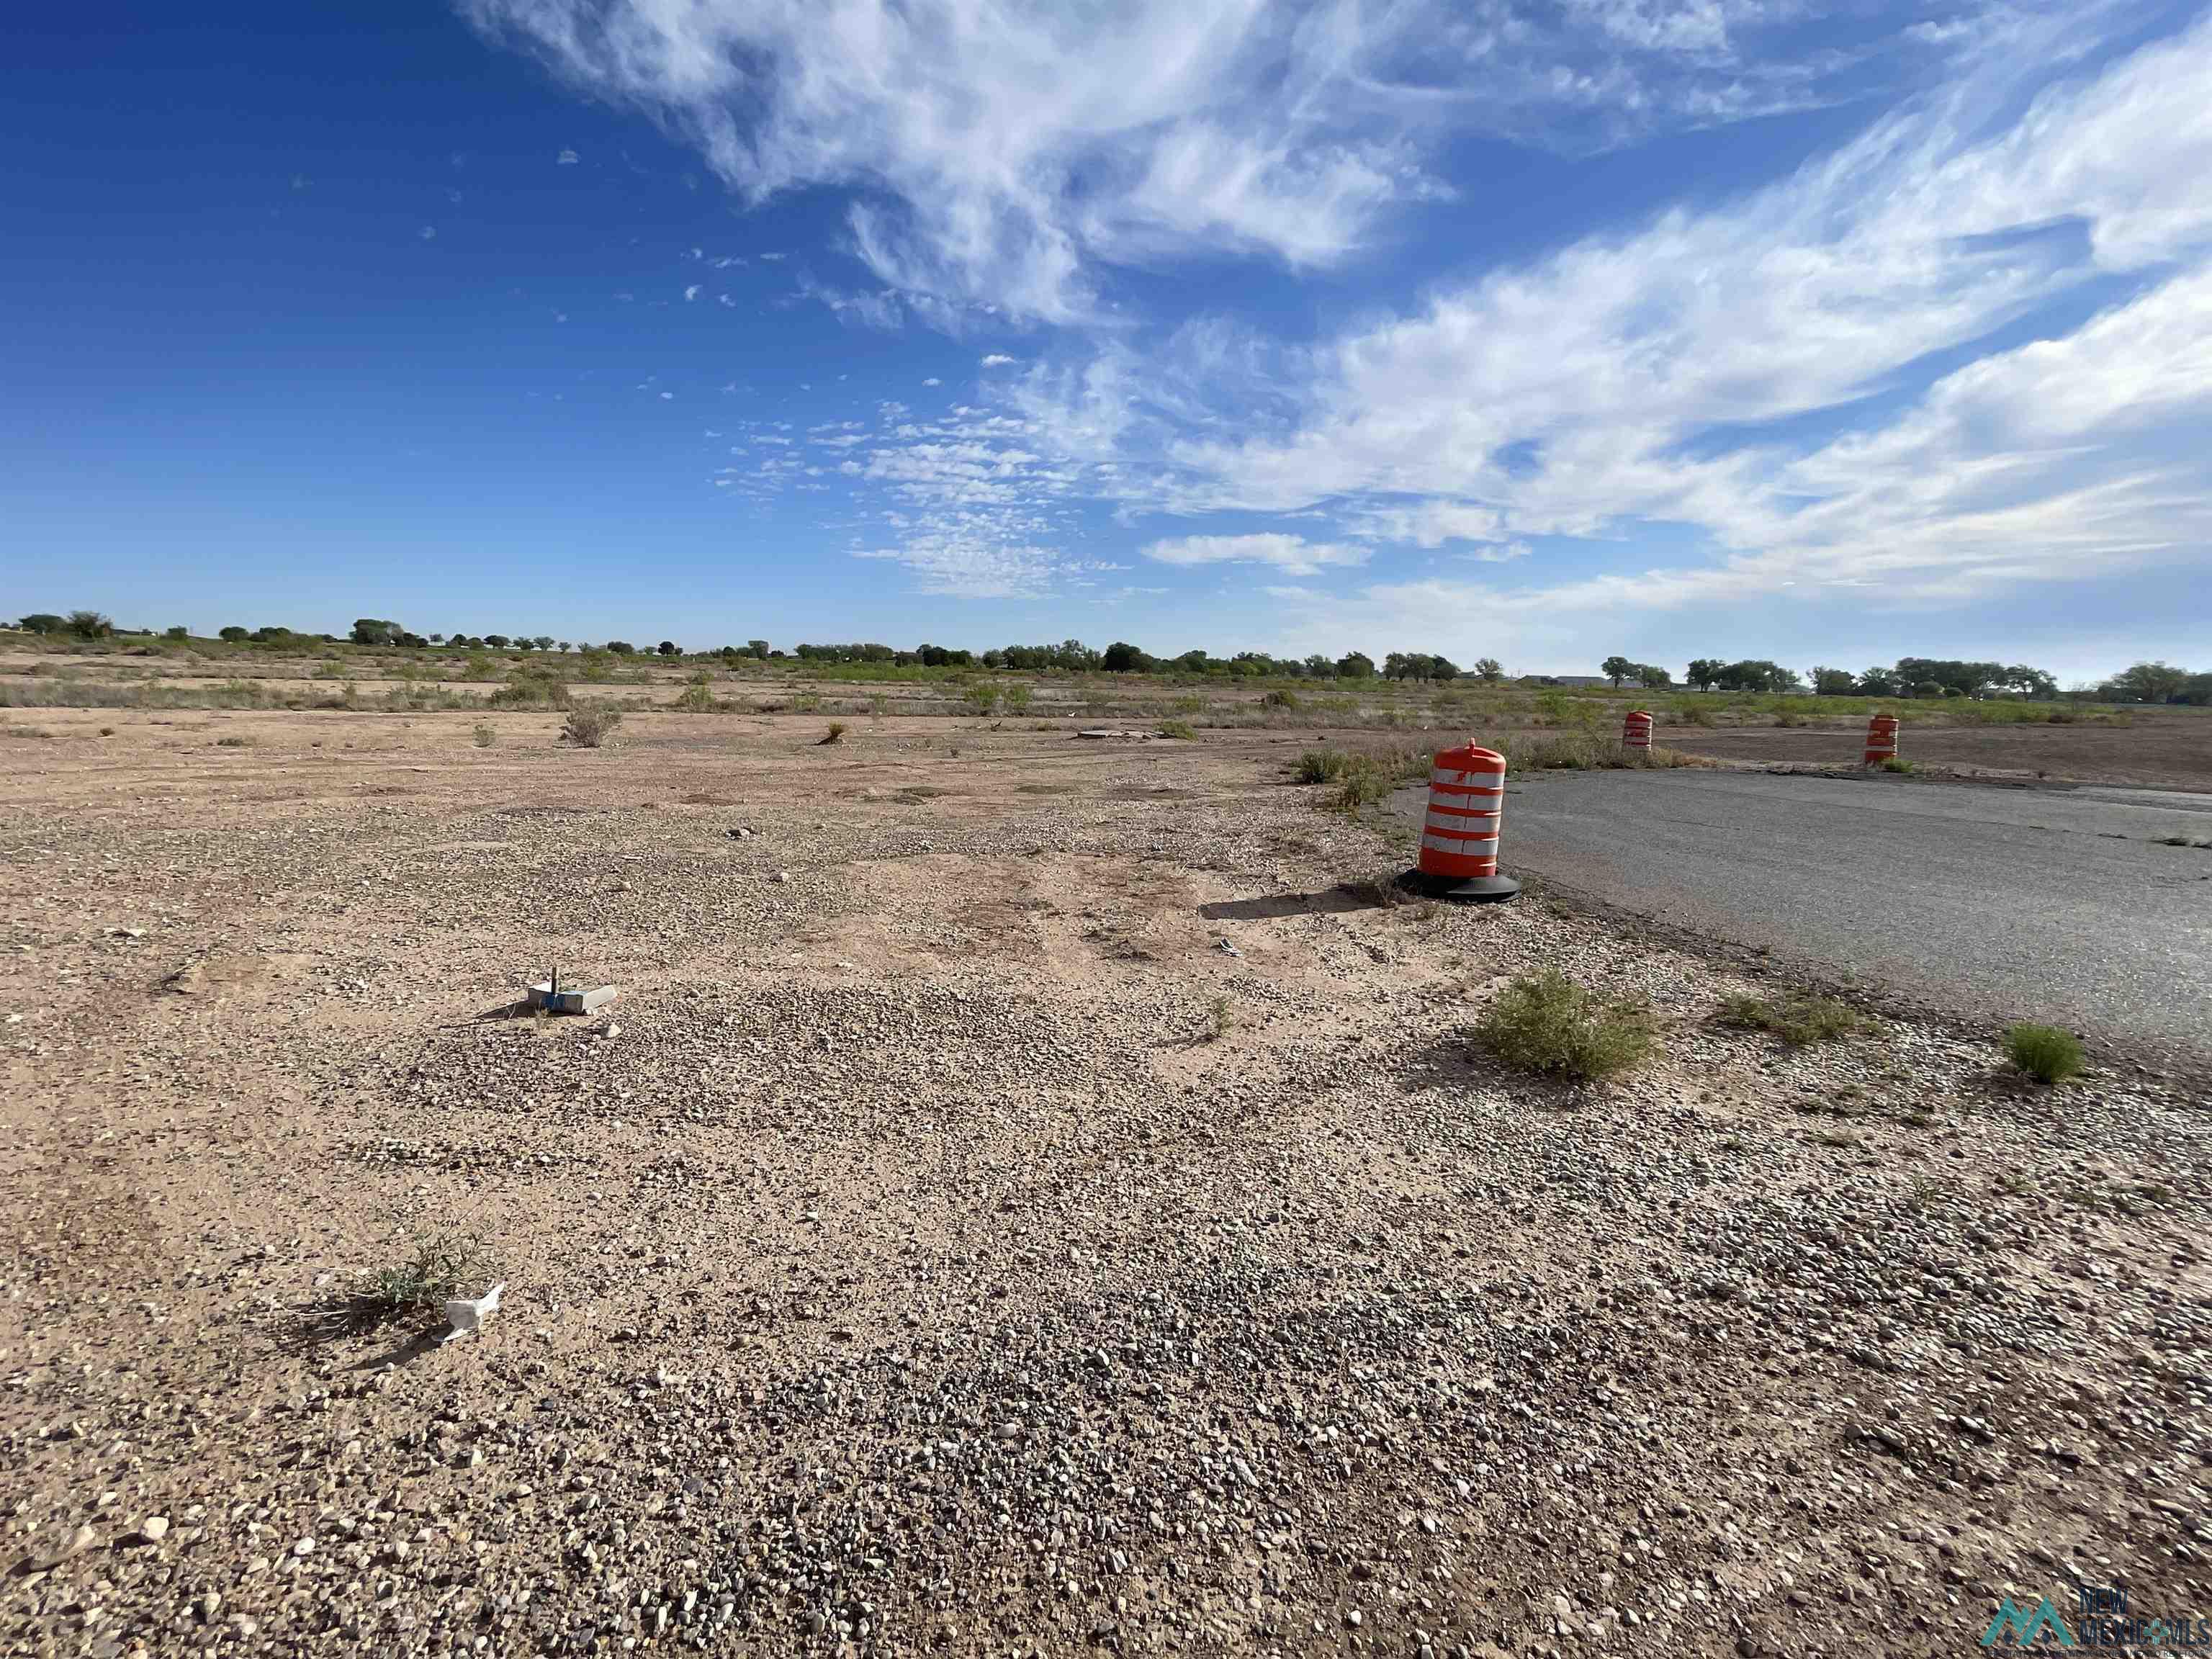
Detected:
[4,709,2206,1658]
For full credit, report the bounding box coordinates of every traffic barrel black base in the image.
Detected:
[1396,868,1521,904]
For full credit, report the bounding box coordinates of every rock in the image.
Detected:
[771,871,791,884]
[293,1537,315,1557]
[30,1523,98,1570]
[138,1516,171,1543]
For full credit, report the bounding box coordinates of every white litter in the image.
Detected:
[441,1282,504,1344]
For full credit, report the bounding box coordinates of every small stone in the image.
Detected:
[292,1537,315,1557]
[139,1516,171,1542]
[771,871,791,884]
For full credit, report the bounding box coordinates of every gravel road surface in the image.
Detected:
[1427,769,2212,1066]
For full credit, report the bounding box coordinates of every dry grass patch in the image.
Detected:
[1475,969,1656,1082]
[2005,1022,2084,1084]
[1716,990,1864,1046]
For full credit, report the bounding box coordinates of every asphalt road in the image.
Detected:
[1400,770,2212,1066]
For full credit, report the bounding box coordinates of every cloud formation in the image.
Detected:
[462,0,1983,323]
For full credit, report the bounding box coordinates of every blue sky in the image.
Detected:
[6,1,2210,680]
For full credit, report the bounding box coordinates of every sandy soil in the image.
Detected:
[3,709,2206,1658]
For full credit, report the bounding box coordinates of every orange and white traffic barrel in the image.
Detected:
[1401,743,1519,902]
[1622,710,1653,752]
[1863,714,1900,767]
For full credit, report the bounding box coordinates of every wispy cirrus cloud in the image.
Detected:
[1142,532,1367,575]
[460,0,1991,324]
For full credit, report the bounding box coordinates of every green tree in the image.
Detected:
[1635,663,1673,689]
[747,640,770,660]
[163,625,189,641]
[1858,666,1901,696]
[2108,660,2187,703]
[1336,651,1375,679]
[1601,654,1634,688]
[1810,667,1858,696]
[350,618,403,646]
[1100,641,1146,672]
[1474,657,1503,683]
[68,610,114,639]
[657,640,681,657]
[18,613,67,634]
[605,641,635,655]
[218,625,249,642]
[1685,658,1721,691]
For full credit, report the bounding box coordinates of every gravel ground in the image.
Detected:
[2,709,2206,1658]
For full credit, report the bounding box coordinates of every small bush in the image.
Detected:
[819,720,847,745]
[562,703,623,748]
[2005,1022,2084,1084]
[1475,969,1655,1081]
[490,669,570,709]
[1002,684,1032,712]
[472,722,495,747]
[1879,756,1914,773]
[1717,991,1862,1046]
[1205,994,1233,1041]
[963,683,999,715]
[1295,747,1352,783]
[1158,719,1197,739]
[1262,687,1300,709]
[215,735,253,747]
[295,1229,487,1340]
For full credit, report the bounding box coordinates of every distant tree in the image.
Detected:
[1102,641,1145,672]
[557,642,571,652]
[1173,648,1211,674]
[605,641,635,655]
[1431,656,1460,681]
[1858,666,1901,697]
[68,610,114,639]
[482,634,510,649]
[164,625,189,641]
[1601,654,1634,688]
[1635,663,1673,689]
[1811,667,1858,696]
[1896,657,2004,699]
[2108,661,2187,703]
[350,618,403,646]
[429,632,445,644]
[19,613,67,634]
[1714,659,1794,693]
[1911,680,1944,699]
[2177,671,2212,707]
[1302,653,1336,678]
[218,626,249,642]
[534,636,554,652]
[2002,664,2058,699]
[747,640,770,660]
[1474,657,1503,683]
[1336,651,1375,679]
[1685,658,1720,692]
[657,640,680,657]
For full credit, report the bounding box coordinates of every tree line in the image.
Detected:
[12,611,2210,705]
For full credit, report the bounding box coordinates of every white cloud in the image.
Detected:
[979,354,1016,367]
[556,148,579,165]
[922,377,942,387]
[418,225,438,240]
[1142,533,1367,575]
[683,283,700,301]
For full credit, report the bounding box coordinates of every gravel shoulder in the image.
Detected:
[3,709,2206,1658]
